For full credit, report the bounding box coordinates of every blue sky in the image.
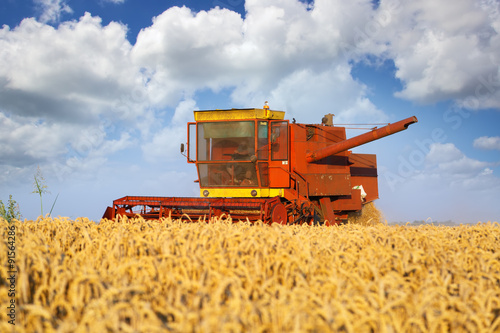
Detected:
[1,0,499,223]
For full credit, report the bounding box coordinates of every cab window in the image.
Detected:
[271,121,288,160]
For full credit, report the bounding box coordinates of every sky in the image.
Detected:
[1,0,499,224]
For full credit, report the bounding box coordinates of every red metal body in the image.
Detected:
[103,109,417,225]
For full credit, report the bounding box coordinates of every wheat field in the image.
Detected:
[1,216,499,332]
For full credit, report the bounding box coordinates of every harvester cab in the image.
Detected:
[103,105,417,225]
[186,107,289,198]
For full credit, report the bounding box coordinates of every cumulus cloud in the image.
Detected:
[0,113,70,165]
[132,6,244,95]
[132,2,381,122]
[473,136,500,150]
[0,14,142,121]
[424,143,499,190]
[142,99,198,163]
[426,143,491,174]
[425,143,464,165]
[374,0,500,107]
[0,13,145,181]
[34,0,73,24]
[258,64,387,123]
[2,0,500,189]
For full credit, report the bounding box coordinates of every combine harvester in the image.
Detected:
[103,104,417,225]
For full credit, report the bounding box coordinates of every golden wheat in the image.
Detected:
[1,216,499,332]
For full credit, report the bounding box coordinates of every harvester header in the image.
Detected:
[104,105,417,225]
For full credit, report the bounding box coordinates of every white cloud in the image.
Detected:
[2,0,500,193]
[172,98,198,125]
[250,64,387,124]
[473,136,500,150]
[380,141,500,222]
[132,6,245,98]
[481,167,494,176]
[0,113,70,164]
[0,14,143,121]
[425,143,464,164]
[0,13,146,183]
[34,0,73,24]
[130,0,500,120]
[132,2,384,124]
[423,143,499,190]
[141,125,186,163]
[426,143,490,175]
[374,0,500,107]
[142,99,197,163]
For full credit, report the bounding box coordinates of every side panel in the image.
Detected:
[290,124,352,196]
[269,165,290,188]
[307,173,352,196]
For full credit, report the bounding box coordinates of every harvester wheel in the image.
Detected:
[270,203,288,225]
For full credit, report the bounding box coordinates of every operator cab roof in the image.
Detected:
[193,108,286,121]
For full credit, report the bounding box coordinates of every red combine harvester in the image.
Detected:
[103,104,417,225]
